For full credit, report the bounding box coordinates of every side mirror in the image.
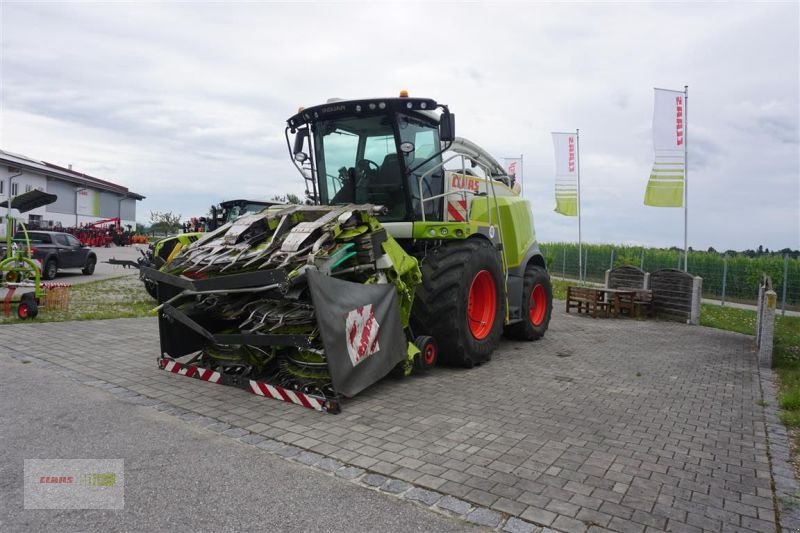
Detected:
[293,128,308,155]
[439,112,455,142]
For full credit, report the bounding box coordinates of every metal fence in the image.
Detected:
[540,243,799,314]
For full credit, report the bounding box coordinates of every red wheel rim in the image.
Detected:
[423,342,436,365]
[18,304,29,318]
[468,270,497,340]
[529,284,547,326]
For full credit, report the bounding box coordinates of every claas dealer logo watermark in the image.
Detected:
[25,459,124,509]
[39,472,117,487]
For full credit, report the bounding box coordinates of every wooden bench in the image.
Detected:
[566,286,609,318]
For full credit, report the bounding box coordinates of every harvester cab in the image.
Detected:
[206,199,279,231]
[288,95,455,223]
[148,94,552,414]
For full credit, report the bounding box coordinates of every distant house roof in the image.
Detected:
[0,149,145,200]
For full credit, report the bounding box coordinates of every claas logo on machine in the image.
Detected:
[450,174,481,192]
[345,304,381,367]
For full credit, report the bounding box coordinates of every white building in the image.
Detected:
[1,149,144,235]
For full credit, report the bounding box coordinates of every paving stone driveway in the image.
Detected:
[0,307,785,533]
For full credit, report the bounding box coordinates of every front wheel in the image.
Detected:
[413,335,438,373]
[504,265,553,340]
[412,239,504,368]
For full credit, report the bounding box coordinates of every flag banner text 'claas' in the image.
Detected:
[645,88,685,207]
[552,132,578,216]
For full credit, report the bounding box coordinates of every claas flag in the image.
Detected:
[551,132,578,216]
[645,88,685,207]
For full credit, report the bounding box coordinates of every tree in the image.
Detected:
[149,211,182,234]
[270,193,303,205]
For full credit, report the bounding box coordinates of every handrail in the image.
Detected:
[415,153,509,304]
[417,153,491,223]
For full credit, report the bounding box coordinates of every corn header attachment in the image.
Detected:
[145,204,427,413]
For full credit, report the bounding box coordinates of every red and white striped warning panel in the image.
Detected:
[447,199,468,222]
[249,381,324,411]
[157,357,335,413]
[160,358,221,382]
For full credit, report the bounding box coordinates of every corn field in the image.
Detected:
[540,242,800,311]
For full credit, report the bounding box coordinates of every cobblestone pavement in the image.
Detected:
[0,307,788,533]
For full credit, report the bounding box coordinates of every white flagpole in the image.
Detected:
[683,85,689,272]
[576,128,583,282]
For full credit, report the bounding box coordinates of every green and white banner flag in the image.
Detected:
[645,88,685,207]
[552,132,578,216]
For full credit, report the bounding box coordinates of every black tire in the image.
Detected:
[413,335,438,373]
[20,292,36,305]
[504,265,553,341]
[412,239,504,368]
[17,296,37,319]
[42,259,57,280]
[82,256,96,275]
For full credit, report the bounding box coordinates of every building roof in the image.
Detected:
[0,149,145,200]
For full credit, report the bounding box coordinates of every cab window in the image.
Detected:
[398,114,443,220]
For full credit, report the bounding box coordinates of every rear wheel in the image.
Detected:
[42,259,57,280]
[504,265,553,340]
[82,256,96,275]
[412,239,504,368]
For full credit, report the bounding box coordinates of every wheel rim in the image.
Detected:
[530,284,547,326]
[467,270,497,340]
[423,342,436,365]
[18,304,28,318]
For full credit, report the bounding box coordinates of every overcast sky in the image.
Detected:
[1,1,798,251]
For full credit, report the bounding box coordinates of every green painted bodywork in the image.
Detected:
[410,194,536,271]
[153,232,202,265]
[469,195,535,270]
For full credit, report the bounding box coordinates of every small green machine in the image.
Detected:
[0,190,58,319]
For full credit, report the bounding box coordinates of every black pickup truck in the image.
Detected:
[2,231,97,280]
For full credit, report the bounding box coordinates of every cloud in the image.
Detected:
[1,1,797,250]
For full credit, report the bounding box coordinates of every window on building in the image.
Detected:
[11,183,18,196]
[25,185,33,193]
[0,181,3,194]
